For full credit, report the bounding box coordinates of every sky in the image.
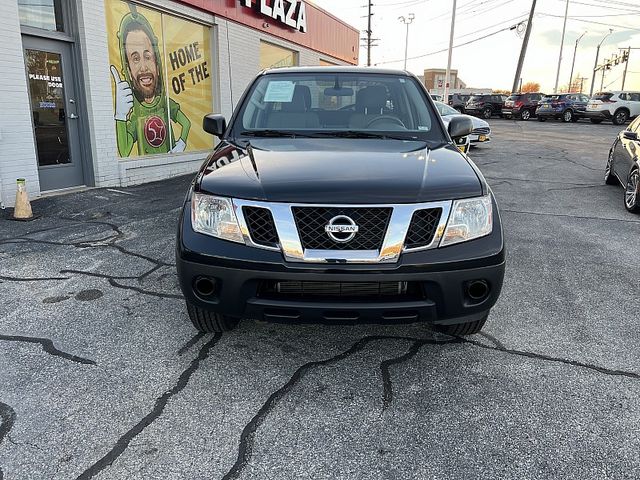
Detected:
[313,0,640,93]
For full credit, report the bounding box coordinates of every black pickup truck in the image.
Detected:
[176,67,505,335]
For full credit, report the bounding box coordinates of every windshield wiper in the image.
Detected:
[317,130,420,141]
[239,130,422,141]
[239,130,317,138]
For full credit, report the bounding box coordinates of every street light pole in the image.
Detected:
[590,29,613,96]
[553,0,570,94]
[398,13,415,71]
[568,31,586,92]
[444,0,457,102]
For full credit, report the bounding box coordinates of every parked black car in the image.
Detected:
[536,93,590,122]
[502,92,545,120]
[465,94,506,119]
[448,93,471,113]
[176,67,505,336]
[605,116,640,213]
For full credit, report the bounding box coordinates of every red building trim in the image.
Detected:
[176,1,359,64]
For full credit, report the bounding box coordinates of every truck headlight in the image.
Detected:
[441,195,492,246]
[191,193,244,243]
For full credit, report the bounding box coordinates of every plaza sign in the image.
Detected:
[241,0,307,33]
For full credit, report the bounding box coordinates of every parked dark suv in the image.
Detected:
[536,93,590,122]
[502,92,545,120]
[448,93,471,113]
[465,94,506,119]
[176,67,505,336]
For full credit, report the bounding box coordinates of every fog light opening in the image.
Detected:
[467,280,489,301]
[194,276,216,298]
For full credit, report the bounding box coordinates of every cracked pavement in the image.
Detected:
[1,119,639,479]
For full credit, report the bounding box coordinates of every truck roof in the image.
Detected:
[260,66,411,76]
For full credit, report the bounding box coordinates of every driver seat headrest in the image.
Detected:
[355,86,387,114]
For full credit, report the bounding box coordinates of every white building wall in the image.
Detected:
[0,1,40,208]
[2,0,352,207]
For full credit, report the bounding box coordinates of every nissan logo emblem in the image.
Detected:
[325,215,359,243]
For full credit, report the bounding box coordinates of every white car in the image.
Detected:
[586,91,640,125]
[435,101,491,147]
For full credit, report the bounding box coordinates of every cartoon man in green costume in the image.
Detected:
[110,8,190,156]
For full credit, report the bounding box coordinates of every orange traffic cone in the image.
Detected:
[13,178,33,220]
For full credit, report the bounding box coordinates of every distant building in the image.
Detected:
[423,69,467,91]
[421,68,494,97]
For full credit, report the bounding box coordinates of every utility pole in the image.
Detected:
[398,13,415,71]
[553,0,570,94]
[576,76,587,93]
[568,31,586,92]
[512,0,537,93]
[367,2,373,66]
[590,29,612,96]
[621,47,630,89]
[444,0,457,102]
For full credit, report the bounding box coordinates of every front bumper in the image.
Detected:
[535,107,562,118]
[585,110,612,119]
[469,133,491,143]
[176,197,506,326]
[501,108,519,117]
[464,107,483,116]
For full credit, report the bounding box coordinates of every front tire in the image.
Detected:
[186,302,240,332]
[562,109,573,122]
[482,107,492,119]
[434,314,488,336]
[520,109,531,121]
[624,169,640,213]
[613,109,629,126]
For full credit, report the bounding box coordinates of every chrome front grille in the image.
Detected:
[234,199,452,264]
[292,206,392,251]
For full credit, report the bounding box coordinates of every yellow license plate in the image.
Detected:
[478,135,486,142]
[457,144,467,153]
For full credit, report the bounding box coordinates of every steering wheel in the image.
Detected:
[365,116,406,129]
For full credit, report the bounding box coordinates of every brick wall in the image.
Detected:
[0,2,40,208]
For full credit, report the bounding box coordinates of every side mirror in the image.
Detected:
[623,130,638,141]
[203,113,226,138]
[447,116,473,139]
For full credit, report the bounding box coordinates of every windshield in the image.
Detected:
[593,92,613,101]
[435,101,459,116]
[231,72,446,142]
[469,95,486,102]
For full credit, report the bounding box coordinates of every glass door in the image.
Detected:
[23,36,84,191]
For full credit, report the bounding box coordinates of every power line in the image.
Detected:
[555,0,640,14]
[375,22,519,65]
[538,12,640,31]
[570,12,640,17]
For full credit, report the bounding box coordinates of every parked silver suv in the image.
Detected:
[586,91,640,125]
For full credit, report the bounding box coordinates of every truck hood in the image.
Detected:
[197,138,484,204]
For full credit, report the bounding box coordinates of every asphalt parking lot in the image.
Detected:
[1,118,639,479]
